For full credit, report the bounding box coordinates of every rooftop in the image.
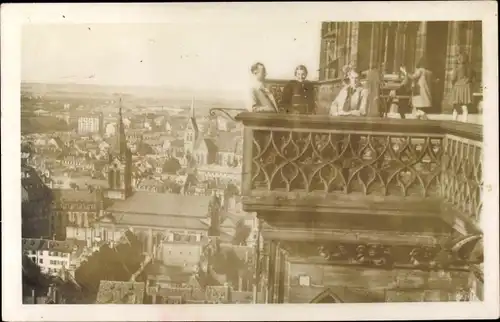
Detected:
[105,212,210,230]
[106,191,212,218]
[52,188,102,203]
[95,281,146,304]
[22,238,87,255]
[197,164,242,174]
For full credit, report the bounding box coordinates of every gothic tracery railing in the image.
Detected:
[236,113,483,227]
[250,130,443,197]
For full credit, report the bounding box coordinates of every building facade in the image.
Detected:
[51,188,104,240]
[77,113,104,135]
[22,238,86,277]
[318,21,483,113]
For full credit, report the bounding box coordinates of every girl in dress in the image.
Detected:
[451,53,474,122]
[400,57,433,120]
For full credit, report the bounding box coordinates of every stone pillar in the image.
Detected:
[276,248,287,303]
[393,22,406,72]
[350,22,360,68]
[266,240,277,304]
[252,219,262,304]
[415,22,427,63]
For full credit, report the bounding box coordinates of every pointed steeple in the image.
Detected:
[190,96,196,119]
[185,95,199,135]
[115,97,128,156]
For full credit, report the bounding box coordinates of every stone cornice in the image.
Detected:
[243,192,443,217]
[261,227,444,246]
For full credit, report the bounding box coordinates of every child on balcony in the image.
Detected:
[400,57,432,120]
[451,53,474,122]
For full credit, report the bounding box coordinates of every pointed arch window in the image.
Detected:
[310,288,344,303]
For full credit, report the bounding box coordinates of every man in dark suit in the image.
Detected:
[281,65,316,114]
[247,62,279,113]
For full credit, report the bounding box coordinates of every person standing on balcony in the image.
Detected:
[400,57,432,120]
[451,52,474,122]
[281,65,316,114]
[328,67,369,189]
[247,62,279,113]
[328,68,368,117]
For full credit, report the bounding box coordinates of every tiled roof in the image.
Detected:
[22,238,87,254]
[95,281,146,304]
[213,132,242,153]
[170,139,184,147]
[202,138,218,154]
[52,189,101,203]
[106,191,212,217]
[110,213,210,230]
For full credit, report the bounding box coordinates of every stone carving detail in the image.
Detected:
[441,136,483,224]
[251,130,443,197]
[281,241,474,270]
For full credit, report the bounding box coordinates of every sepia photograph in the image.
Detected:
[2,2,499,321]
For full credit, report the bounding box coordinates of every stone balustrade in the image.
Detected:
[234,112,483,230]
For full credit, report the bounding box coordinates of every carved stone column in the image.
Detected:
[393,22,406,72]
[266,240,277,303]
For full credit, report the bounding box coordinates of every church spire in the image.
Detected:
[116,97,127,156]
[190,96,195,119]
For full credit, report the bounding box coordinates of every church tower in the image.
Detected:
[183,96,199,155]
[106,98,133,200]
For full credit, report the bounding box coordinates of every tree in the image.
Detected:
[74,232,145,301]
[162,157,181,174]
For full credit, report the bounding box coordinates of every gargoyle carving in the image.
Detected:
[353,244,393,268]
[318,244,350,261]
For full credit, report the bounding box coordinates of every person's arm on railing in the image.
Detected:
[247,88,275,112]
[357,88,369,116]
[328,93,345,116]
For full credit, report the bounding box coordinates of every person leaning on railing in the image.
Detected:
[281,65,316,115]
[327,68,369,188]
[328,69,368,117]
[247,62,279,113]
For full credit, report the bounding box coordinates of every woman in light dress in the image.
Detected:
[400,57,433,120]
[451,52,475,122]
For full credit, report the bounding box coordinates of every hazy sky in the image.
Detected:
[22,22,321,93]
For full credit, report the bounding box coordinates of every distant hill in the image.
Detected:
[21,82,246,116]
[21,116,71,134]
[21,82,246,104]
